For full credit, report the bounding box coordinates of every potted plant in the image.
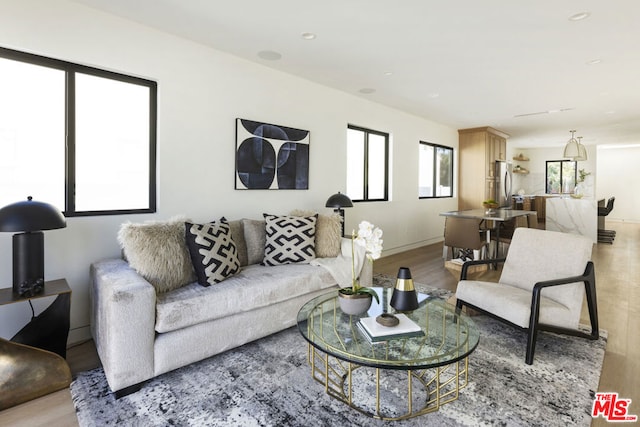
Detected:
[338,221,383,315]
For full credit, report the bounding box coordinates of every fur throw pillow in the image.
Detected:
[118,216,196,293]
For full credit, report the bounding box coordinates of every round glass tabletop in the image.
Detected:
[297,287,479,370]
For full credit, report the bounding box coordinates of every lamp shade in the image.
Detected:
[325,192,353,209]
[574,137,588,161]
[563,130,580,159]
[0,197,66,232]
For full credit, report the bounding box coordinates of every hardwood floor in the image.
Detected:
[377,222,640,427]
[1,222,637,426]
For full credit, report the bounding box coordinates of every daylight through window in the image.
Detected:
[346,125,389,202]
[0,47,157,216]
[546,160,577,194]
[419,142,453,198]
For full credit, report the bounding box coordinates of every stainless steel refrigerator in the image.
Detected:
[495,161,513,208]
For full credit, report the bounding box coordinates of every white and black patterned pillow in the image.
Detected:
[262,214,317,266]
[185,219,240,286]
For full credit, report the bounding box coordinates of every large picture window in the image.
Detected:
[346,125,389,202]
[0,47,157,216]
[419,142,453,198]
[546,160,577,194]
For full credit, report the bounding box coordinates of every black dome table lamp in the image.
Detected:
[325,191,353,237]
[0,197,66,296]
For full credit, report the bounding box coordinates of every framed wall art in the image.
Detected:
[235,118,310,190]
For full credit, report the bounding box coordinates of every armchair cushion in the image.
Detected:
[456,280,574,329]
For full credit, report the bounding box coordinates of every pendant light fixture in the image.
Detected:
[574,136,588,161]
[563,130,580,158]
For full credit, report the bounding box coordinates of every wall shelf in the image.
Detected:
[513,155,529,161]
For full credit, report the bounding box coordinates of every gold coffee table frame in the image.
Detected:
[297,288,479,420]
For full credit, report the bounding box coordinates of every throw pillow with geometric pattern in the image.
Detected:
[262,214,317,266]
[185,219,241,286]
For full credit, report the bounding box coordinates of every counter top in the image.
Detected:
[545,198,597,243]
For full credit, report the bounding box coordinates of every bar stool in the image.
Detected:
[597,197,615,244]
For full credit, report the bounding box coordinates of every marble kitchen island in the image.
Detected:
[545,197,597,243]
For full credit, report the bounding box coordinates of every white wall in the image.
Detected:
[596,145,640,223]
[0,0,458,342]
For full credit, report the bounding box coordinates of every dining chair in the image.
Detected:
[443,217,487,261]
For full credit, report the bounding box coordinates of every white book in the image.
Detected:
[358,314,424,341]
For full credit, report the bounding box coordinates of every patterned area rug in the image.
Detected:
[71,276,607,426]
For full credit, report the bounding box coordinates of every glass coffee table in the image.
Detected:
[297,287,479,420]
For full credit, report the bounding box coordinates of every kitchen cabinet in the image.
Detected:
[458,127,509,210]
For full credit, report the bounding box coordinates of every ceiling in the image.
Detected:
[73,0,640,149]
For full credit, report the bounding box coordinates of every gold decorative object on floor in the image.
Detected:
[0,338,71,410]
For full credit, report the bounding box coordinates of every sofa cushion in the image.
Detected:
[290,209,342,258]
[262,214,317,266]
[242,219,266,265]
[185,219,241,287]
[155,263,336,333]
[117,217,196,293]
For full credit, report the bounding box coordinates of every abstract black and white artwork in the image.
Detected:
[235,118,310,190]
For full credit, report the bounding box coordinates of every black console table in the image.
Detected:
[0,279,71,358]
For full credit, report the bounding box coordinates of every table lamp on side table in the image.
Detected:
[325,191,353,237]
[0,197,66,297]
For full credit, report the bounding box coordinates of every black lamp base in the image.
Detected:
[13,232,45,296]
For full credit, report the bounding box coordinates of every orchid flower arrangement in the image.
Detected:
[344,220,383,302]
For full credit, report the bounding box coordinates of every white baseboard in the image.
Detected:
[68,325,92,346]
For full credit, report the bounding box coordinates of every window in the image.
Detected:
[346,125,389,202]
[0,47,157,216]
[419,142,453,198]
[546,160,577,194]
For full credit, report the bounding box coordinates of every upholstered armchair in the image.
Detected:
[455,227,599,364]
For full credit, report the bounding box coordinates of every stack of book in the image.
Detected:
[357,313,424,343]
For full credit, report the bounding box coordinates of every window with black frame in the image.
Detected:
[0,47,157,216]
[346,125,389,202]
[419,141,453,198]
[546,160,577,194]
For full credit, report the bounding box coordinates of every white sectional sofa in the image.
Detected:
[90,215,367,396]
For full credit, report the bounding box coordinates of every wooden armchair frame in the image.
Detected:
[455,258,599,365]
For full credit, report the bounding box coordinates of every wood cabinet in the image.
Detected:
[458,127,509,210]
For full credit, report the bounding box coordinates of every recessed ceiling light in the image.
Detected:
[586,59,602,65]
[604,110,616,115]
[359,88,376,94]
[427,93,440,99]
[301,32,316,40]
[569,12,591,21]
[383,71,393,76]
[257,50,282,61]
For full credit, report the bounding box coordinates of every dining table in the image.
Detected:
[439,208,536,259]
